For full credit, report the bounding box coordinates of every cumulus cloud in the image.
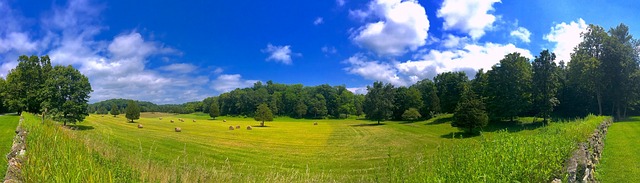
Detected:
[159,63,197,73]
[544,18,588,63]
[437,0,500,40]
[337,0,346,7]
[442,34,469,48]
[262,44,298,64]
[313,17,324,25]
[0,0,231,104]
[211,74,259,92]
[345,41,532,86]
[510,27,531,43]
[347,87,368,94]
[351,0,430,56]
[321,46,337,55]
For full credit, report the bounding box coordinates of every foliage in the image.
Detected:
[42,65,92,126]
[487,52,532,122]
[110,103,120,117]
[434,72,468,113]
[209,101,220,119]
[97,106,108,115]
[254,103,273,126]
[125,100,141,122]
[401,108,421,122]
[452,86,488,133]
[3,55,52,114]
[532,50,560,123]
[363,81,395,124]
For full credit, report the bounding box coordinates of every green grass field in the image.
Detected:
[0,114,20,177]
[597,117,640,182]
[18,112,609,182]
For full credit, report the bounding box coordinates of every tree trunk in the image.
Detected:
[261,121,264,127]
[596,92,602,116]
[377,120,380,125]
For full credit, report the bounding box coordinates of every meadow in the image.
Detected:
[597,117,640,182]
[0,114,20,176]
[17,112,609,182]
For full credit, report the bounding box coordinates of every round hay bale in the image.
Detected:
[228,126,234,130]
[175,127,181,132]
[192,119,196,122]
[159,117,162,120]
[235,125,240,129]
[223,119,227,122]
[137,124,143,128]
[170,120,174,123]
[314,122,318,125]
[247,126,252,130]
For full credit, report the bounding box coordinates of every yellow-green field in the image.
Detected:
[597,117,640,182]
[0,114,20,176]
[18,113,608,182]
[77,113,471,182]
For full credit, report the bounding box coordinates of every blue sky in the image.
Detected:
[0,0,638,104]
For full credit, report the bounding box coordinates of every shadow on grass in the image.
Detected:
[67,124,95,131]
[482,120,545,133]
[351,123,386,127]
[440,131,481,139]
[425,116,454,125]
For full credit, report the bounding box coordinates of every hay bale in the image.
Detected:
[137,124,143,128]
[159,117,162,120]
[235,125,240,129]
[170,120,174,123]
[228,126,234,130]
[223,119,226,122]
[175,127,181,132]
[314,122,318,125]
[247,126,252,130]
[192,119,196,122]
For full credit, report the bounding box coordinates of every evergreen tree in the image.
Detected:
[125,100,140,122]
[532,50,560,123]
[110,103,120,117]
[452,86,488,134]
[254,103,273,127]
[209,101,220,119]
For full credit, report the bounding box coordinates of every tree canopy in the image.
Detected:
[254,103,273,127]
[125,100,141,123]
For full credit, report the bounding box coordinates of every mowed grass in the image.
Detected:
[0,114,20,177]
[78,113,471,182]
[597,117,640,183]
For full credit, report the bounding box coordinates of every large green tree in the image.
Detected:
[363,81,395,124]
[434,72,468,113]
[209,101,220,119]
[125,100,140,123]
[4,55,52,114]
[452,85,488,134]
[393,87,423,120]
[110,103,120,117]
[42,65,92,126]
[486,53,532,122]
[254,103,273,127]
[532,50,560,123]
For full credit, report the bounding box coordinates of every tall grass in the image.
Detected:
[385,114,609,182]
[20,113,139,182]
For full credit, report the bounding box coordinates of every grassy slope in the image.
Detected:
[79,113,468,182]
[0,114,19,177]
[597,117,640,183]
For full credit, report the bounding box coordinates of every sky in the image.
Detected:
[0,0,639,104]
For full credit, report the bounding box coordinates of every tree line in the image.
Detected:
[0,55,92,125]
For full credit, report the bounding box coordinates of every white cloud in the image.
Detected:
[347,87,368,94]
[351,0,430,56]
[0,32,38,53]
[437,0,501,40]
[211,74,259,92]
[159,63,197,73]
[344,54,407,86]
[262,44,297,64]
[510,27,531,43]
[337,0,346,7]
[321,46,337,55]
[345,42,532,86]
[543,18,587,63]
[213,67,224,75]
[442,34,469,48]
[314,17,324,25]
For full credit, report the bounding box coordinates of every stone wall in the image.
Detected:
[3,115,26,183]
[563,118,612,183]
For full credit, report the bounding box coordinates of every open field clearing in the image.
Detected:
[13,112,607,182]
[0,114,20,176]
[597,117,640,182]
